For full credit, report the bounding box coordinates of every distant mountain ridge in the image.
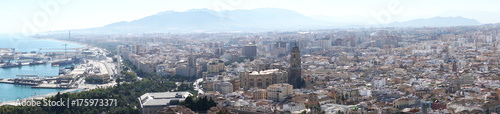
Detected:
[388,16,480,27]
[56,9,482,34]
[77,8,330,34]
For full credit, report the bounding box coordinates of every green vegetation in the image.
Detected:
[0,51,200,113]
[0,76,194,114]
[166,75,198,82]
[84,76,108,84]
[122,71,137,82]
[122,60,154,78]
[123,56,198,82]
[179,96,216,112]
[217,110,230,114]
[309,105,326,114]
[123,60,136,70]
[303,104,325,114]
[179,83,198,96]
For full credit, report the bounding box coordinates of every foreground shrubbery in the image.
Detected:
[0,76,194,114]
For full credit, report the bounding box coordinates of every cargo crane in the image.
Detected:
[50,44,74,66]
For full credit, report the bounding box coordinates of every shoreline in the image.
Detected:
[0,82,117,106]
[0,37,117,106]
[35,37,89,50]
[0,88,80,106]
[40,38,88,47]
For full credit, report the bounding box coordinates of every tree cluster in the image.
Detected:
[180,96,217,112]
[0,76,189,114]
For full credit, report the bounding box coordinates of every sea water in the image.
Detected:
[0,34,83,101]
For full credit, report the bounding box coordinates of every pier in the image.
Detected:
[0,75,77,89]
[14,75,42,86]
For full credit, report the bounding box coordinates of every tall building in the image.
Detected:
[187,55,197,77]
[176,55,197,77]
[214,48,224,55]
[207,62,219,74]
[493,30,497,42]
[288,42,301,88]
[276,41,287,48]
[314,38,331,49]
[273,41,287,57]
[242,42,257,58]
[188,55,196,68]
[129,45,140,54]
[206,60,224,74]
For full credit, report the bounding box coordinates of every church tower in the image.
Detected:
[289,42,302,88]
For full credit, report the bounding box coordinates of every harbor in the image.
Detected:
[0,47,80,68]
[0,45,119,105]
[0,46,117,90]
[0,36,118,104]
[0,44,83,89]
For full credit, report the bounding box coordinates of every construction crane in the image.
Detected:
[63,44,68,61]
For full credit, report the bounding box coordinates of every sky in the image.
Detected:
[1,0,500,33]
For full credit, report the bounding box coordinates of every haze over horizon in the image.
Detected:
[1,0,499,33]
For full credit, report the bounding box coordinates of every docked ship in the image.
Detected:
[1,62,22,68]
[51,59,75,66]
[29,60,47,65]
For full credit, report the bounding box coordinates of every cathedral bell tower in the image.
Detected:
[289,42,302,88]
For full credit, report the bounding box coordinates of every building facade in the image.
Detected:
[240,69,288,90]
[138,92,192,114]
[214,81,233,95]
[249,88,267,100]
[267,83,294,102]
[242,42,257,58]
[175,55,197,77]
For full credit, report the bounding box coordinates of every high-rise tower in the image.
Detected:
[242,42,257,58]
[288,42,301,88]
[188,54,197,77]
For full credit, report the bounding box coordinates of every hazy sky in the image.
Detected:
[1,0,499,33]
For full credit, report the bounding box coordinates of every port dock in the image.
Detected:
[0,75,77,89]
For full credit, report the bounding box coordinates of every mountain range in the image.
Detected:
[62,8,481,34]
[388,16,480,27]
